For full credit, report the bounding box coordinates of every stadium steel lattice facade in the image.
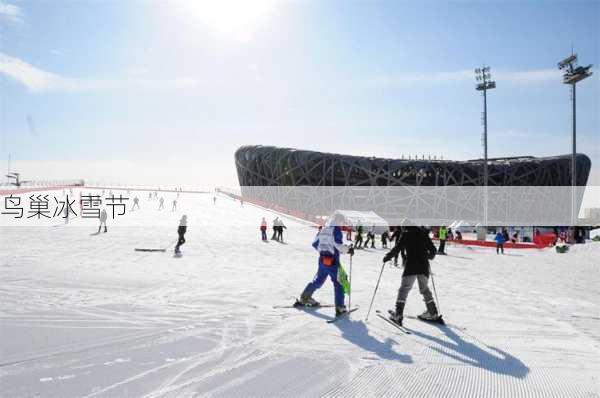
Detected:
[234,145,592,225]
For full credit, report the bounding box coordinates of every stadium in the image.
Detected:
[234,145,592,224]
[235,145,591,187]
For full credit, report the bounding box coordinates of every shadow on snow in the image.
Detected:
[410,323,529,378]
[304,309,412,363]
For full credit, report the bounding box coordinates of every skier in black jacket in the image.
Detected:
[174,215,187,254]
[383,226,441,326]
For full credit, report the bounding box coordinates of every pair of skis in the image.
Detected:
[375,310,446,334]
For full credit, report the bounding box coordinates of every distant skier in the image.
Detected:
[260,217,268,241]
[345,226,352,241]
[132,196,140,210]
[174,215,187,254]
[172,199,177,211]
[240,198,244,207]
[98,208,108,233]
[298,213,354,316]
[271,217,280,241]
[559,229,567,244]
[383,225,441,326]
[277,219,287,242]
[355,223,364,248]
[64,201,69,224]
[511,231,519,244]
[213,196,217,205]
[502,228,509,243]
[148,192,152,200]
[381,229,389,248]
[437,225,447,255]
[494,230,505,254]
[364,226,376,248]
[158,197,164,210]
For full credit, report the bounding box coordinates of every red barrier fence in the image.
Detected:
[533,233,557,247]
[446,239,545,249]
[0,185,80,196]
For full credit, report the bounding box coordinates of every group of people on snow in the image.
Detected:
[273,217,287,241]
[265,217,286,242]
[258,216,288,242]
[346,223,450,259]
[297,214,442,325]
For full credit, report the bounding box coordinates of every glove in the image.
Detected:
[348,245,355,256]
[428,250,436,261]
[383,252,393,263]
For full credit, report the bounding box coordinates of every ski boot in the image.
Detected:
[335,305,348,317]
[296,293,320,308]
[418,301,444,324]
[389,301,405,326]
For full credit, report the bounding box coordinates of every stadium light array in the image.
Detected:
[558,52,593,224]
[474,66,496,227]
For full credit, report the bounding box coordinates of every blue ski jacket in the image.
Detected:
[494,232,505,244]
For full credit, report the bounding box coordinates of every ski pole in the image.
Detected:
[348,249,353,312]
[365,261,387,322]
[430,272,442,316]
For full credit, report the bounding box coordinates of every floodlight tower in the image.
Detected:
[475,66,496,227]
[558,53,593,225]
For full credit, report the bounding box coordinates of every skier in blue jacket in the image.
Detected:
[298,213,354,316]
[494,231,505,254]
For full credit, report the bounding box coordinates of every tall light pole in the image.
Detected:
[558,53,592,225]
[475,66,496,228]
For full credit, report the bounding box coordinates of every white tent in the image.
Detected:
[449,220,478,232]
[328,210,389,234]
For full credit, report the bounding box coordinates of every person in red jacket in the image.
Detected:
[260,217,268,241]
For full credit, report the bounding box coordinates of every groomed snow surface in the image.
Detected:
[1,190,599,397]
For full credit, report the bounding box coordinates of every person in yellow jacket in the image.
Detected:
[438,226,447,255]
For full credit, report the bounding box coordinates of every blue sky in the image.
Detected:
[1,0,598,187]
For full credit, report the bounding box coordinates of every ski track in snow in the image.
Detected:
[1,189,599,397]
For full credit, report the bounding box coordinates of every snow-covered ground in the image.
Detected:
[1,190,599,397]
